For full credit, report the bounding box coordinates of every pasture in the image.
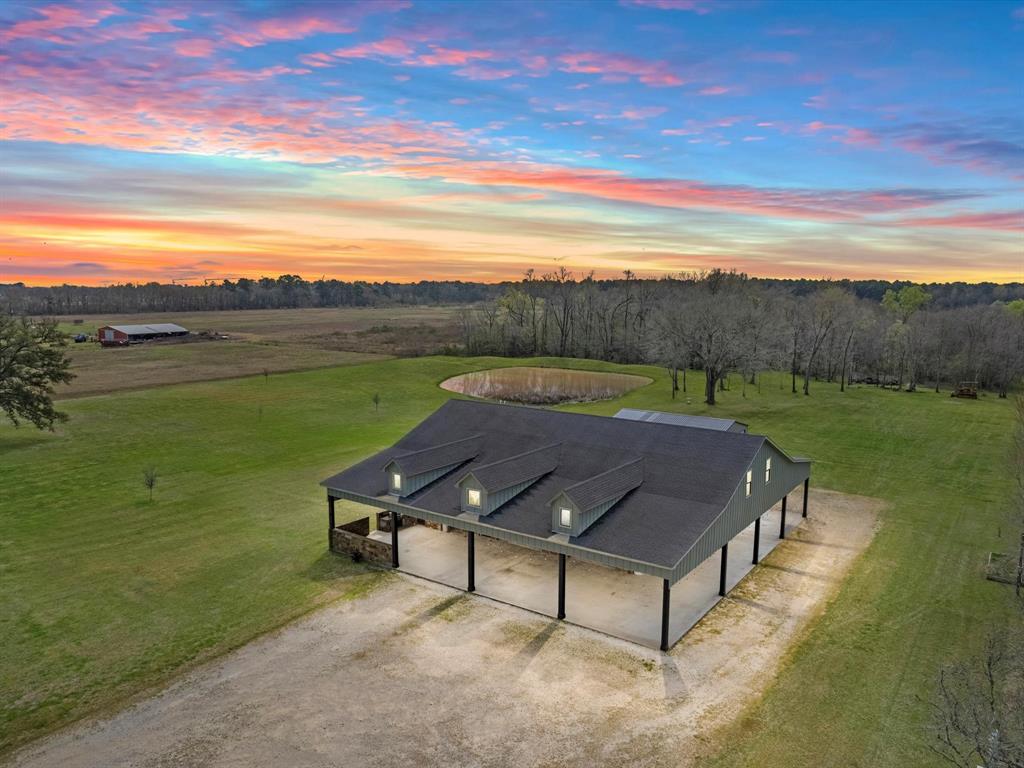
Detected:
[0,355,1019,765]
[54,306,462,397]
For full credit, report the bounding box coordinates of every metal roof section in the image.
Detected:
[384,434,482,477]
[457,443,561,493]
[106,323,189,334]
[613,408,747,433]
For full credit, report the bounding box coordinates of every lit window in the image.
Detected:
[559,507,572,527]
[391,472,402,491]
[467,488,481,507]
[765,457,772,484]
[745,470,752,497]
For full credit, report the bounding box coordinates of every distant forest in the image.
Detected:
[1,273,1022,315]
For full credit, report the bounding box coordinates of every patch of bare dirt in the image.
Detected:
[8,489,880,768]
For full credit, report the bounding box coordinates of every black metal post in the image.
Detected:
[719,543,729,597]
[660,579,671,652]
[467,532,475,592]
[803,478,809,518]
[327,494,335,548]
[557,553,566,619]
[391,510,400,568]
[753,515,761,564]
[779,494,787,540]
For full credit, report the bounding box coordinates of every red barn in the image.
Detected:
[98,323,189,346]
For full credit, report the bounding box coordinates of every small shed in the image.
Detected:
[98,323,189,346]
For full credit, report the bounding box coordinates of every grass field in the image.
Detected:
[1,356,1020,763]
[54,306,462,397]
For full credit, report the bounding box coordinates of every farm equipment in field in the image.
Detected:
[950,381,978,399]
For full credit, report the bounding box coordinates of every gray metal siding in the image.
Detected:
[668,443,809,583]
[332,488,674,579]
[388,461,464,497]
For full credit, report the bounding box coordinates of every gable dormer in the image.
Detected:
[456,443,560,515]
[383,435,482,497]
[550,458,643,537]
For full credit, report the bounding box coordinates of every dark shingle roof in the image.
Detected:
[323,400,766,567]
[560,458,643,511]
[385,434,481,476]
[461,443,560,492]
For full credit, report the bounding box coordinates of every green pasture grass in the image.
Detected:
[0,356,1018,764]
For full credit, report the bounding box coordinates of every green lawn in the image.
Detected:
[1,357,1019,763]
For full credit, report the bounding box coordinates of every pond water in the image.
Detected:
[439,366,651,405]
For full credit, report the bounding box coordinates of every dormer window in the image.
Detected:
[391,472,402,492]
[559,507,572,528]
[467,488,481,507]
[764,457,772,484]
[745,469,752,497]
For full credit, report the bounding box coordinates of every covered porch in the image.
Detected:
[332,482,810,650]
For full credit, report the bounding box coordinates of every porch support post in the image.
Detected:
[719,543,729,597]
[803,478,810,518]
[467,532,475,592]
[660,579,671,652]
[752,516,761,564]
[391,510,400,568]
[779,495,788,540]
[327,494,335,549]
[557,553,566,620]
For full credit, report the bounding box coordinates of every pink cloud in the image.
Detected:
[840,127,880,147]
[698,85,731,96]
[897,211,1024,232]
[558,51,685,87]
[393,159,971,221]
[174,38,215,58]
[0,2,119,43]
[331,37,415,60]
[453,64,516,80]
[601,106,667,120]
[620,0,713,12]
[416,46,493,66]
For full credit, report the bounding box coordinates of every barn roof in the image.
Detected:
[105,323,188,335]
[322,399,778,568]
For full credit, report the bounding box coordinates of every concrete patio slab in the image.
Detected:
[395,488,806,648]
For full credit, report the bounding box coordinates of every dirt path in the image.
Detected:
[8,489,880,768]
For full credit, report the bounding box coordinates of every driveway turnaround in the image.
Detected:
[11,489,880,768]
[392,491,803,648]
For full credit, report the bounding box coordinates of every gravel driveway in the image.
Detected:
[9,489,880,768]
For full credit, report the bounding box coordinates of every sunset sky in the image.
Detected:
[1,0,1022,286]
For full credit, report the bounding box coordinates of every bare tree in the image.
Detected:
[143,467,158,501]
[925,633,1024,768]
[800,286,845,395]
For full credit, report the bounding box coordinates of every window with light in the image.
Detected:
[765,457,772,484]
[391,472,402,491]
[467,488,481,507]
[559,507,571,527]
[745,469,752,497]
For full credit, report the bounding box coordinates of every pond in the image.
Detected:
[439,366,651,405]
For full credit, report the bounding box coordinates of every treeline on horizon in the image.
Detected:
[1,272,1022,315]
[455,269,1024,400]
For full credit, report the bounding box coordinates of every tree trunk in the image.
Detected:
[705,369,717,405]
[682,367,687,393]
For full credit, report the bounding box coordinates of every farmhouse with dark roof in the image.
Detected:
[322,399,811,650]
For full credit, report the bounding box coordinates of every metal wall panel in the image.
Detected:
[668,443,810,583]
